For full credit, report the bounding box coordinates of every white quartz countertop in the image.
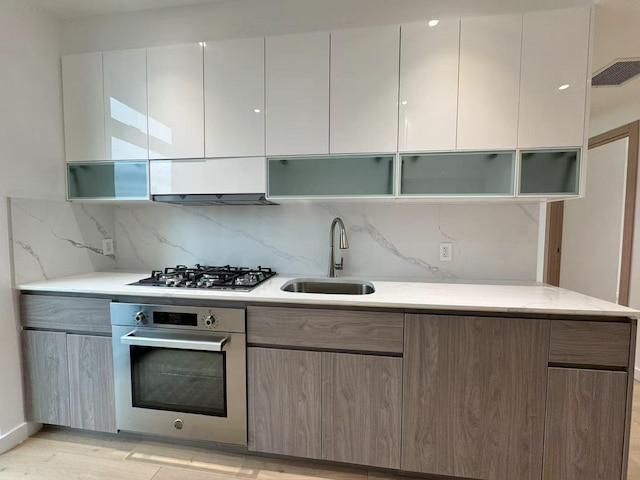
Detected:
[16,271,640,318]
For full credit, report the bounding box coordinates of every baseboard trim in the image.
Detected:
[0,422,41,454]
[635,366,640,381]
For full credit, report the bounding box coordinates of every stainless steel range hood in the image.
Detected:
[152,193,277,206]
[150,157,277,206]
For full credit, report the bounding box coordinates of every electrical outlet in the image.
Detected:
[439,242,452,262]
[102,238,114,256]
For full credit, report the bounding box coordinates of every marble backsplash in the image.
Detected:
[10,198,116,284]
[114,202,540,281]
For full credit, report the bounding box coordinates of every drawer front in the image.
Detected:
[247,306,403,353]
[549,320,631,367]
[21,295,112,334]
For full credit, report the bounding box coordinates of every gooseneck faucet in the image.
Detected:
[329,217,349,277]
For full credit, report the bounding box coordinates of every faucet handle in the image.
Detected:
[335,257,344,270]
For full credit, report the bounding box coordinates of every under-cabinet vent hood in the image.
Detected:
[150,157,276,206]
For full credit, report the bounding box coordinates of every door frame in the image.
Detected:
[544,121,639,306]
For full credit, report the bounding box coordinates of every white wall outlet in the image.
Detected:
[439,242,453,262]
[102,238,114,256]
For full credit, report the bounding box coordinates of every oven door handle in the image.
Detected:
[120,331,229,352]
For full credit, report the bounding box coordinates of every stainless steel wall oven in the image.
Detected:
[111,302,246,445]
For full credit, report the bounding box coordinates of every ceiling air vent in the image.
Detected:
[592,59,640,87]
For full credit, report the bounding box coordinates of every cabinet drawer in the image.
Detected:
[21,295,112,334]
[247,306,403,353]
[549,321,631,367]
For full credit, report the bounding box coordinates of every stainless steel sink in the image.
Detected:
[281,279,375,295]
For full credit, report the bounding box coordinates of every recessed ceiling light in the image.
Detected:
[401,101,408,105]
[254,109,261,113]
[559,84,570,90]
[428,20,439,27]
[199,42,207,47]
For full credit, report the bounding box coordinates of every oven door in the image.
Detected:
[112,326,246,445]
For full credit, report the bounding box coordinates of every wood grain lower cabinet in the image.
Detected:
[322,353,401,469]
[67,335,116,433]
[542,368,628,480]
[401,314,550,480]
[22,330,70,426]
[248,347,322,458]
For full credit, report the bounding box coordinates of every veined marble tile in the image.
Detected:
[114,202,539,281]
[11,198,116,284]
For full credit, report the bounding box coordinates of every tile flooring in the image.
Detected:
[2,382,640,479]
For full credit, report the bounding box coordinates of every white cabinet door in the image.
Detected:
[330,26,400,154]
[205,38,265,158]
[399,20,460,152]
[518,7,591,148]
[62,53,105,162]
[103,48,148,160]
[266,32,330,156]
[147,43,204,159]
[457,14,522,150]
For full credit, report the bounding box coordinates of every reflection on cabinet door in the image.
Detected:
[543,368,627,480]
[22,330,70,426]
[322,353,402,469]
[103,48,148,160]
[457,14,522,150]
[62,53,105,162]
[248,348,322,459]
[67,335,116,433]
[399,20,460,152]
[266,32,330,156]
[330,25,400,154]
[147,43,204,159]
[205,37,265,158]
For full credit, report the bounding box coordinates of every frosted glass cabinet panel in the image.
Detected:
[147,44,205,159]
[268,155,395,197]
[400,152,515,196]
[67,162,149,200]
[519,150,580,196]
[103,49,148,160]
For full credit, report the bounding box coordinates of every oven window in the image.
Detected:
[130,347,227,417]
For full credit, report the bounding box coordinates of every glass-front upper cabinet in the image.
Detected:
[67,162,149,200]
[268,154,395,198]
[518,149,580,196]
[400,151,515,197]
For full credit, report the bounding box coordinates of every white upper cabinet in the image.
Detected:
[205,37,265,158]
[399,20,460,152]
[62,53,105,162]
[266,32,330,156]
[147,43,204,159]
[457,14,522,150]
[103,49,148,160]
[330,25,400,154]
[518,7,591,148]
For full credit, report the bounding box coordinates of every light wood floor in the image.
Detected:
[2,383,640,480]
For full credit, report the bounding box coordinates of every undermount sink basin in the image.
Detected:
[281,279,375,295]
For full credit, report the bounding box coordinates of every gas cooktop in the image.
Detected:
[131,265,276,291]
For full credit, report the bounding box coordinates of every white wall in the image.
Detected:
[60,0,592,54]
[0,0,64,452]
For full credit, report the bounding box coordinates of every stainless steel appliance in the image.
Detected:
[111,302,246,445]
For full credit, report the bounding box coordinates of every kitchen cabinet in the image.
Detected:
[402,314,549,479]
[103,48,148,160]
[62,53,106,162]
[518,149,580,196]
[457,14,522,150]
[399,20,460,152]
[67,335,116,433]
[147,43,204,159]
[67,161,149,200]
[542,368,627,480]
[204,38,265,158]
[519,7,591,148]
[248,347,322,458]
[265,32,330,156]
[322,353,401,469]
[22,330,70,426]
[330,25,400,154]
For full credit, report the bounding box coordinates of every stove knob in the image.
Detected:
[204,315,216,327]
[135,311,148,324]
[174,419,184,430]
